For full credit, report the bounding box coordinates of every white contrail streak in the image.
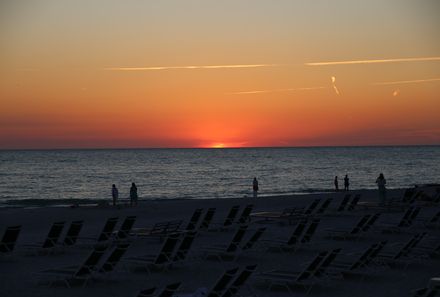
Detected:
[104,64,280,71]
[372,77,440,86]
[305,56,440,66]
[228,86,325,95]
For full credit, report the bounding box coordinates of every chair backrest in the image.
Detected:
[398,207,415,227]
[405,232,426,256]
[97,217,118,242]
[301,219,320,243]
[350,215,371,235]
[117,216,136,239]
[237,205,253,224]
[362,213,381,232]
[337,194,351,211]
[99,243,130,273]
[223,206,240,227]
[63,220,84,246]
[0,225,21,253]
[304,199,321,215]
[364,241,387,267]
[137,287,156,297]
[347,194,361,211]
[186,208,203,231]
[429,210,440,224]
[157,282,181,297]
[296,251,328,281]
[407,207,421,226]
[408,191,423,204]
[315,248,341,276]
[207,267,239,297]
[287,219,308,245]
[154,233,181,265]
[394,234,419,259]
[221,265,257,297]
[316,198,332,215]
[350,243,377,270]
[74,245,108,277]
[42,221,65,248]
[200,208,216,230]
[226,225,248,253]
[242,228,266,250]
[173,230,197,262]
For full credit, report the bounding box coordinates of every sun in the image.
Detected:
[211,143,225,149]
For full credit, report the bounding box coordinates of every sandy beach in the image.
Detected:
[0,188,439,297]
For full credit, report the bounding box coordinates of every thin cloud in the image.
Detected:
[372,77,440,86]
[227,86,325,95]
[104,64,280,71]
[305,56,440,66]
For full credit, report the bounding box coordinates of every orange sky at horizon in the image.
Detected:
[1,0,439,149]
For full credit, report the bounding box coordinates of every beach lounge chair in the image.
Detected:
[25,221,65,254]
[201,225,248,261]
[172,230,197,263]
[115,216,136,240]
[207,267,239,297]
[135,220,183,240]
[250,207,297,225]
[96,217,118,243]
[346,194,361,211]
[326,214,371,240]
[378,207,420,233]
[337,194,351,211]
[300,218,321,243]
[237,204,253,224]
[417,210,440,229]
[38,245,108,287]
[314,248,342,278]
[185,208,203,231]
[217,205,240,230]
[412,287,439,297]
[241,228,266,251]
[199,208,216,230]
[221,265,258,297]
[136,287,157,297]
[0,225,21,254]
[98,243,130,274]
[296,199,321,217]
[361,213,381,232]
[253,251,328,293]
[263,219,308,252]
[315,198,333,215]
[62,220,84,246]
[126,232,181,272]
[157,282,181,297]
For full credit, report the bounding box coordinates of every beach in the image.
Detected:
[1,188,439,297]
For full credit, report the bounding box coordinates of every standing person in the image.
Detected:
[130,182,138,207]
[252,177,259,198]
[334,176,339,191]
[376,173,387,205]
[344,174,350,191]
[111,184,119,206]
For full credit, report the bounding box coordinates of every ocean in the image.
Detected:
[0,146,439,207]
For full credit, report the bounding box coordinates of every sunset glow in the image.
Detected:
[1,0,439,149]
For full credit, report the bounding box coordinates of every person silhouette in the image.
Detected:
[375,173,387,205]
[334,176,339,192]
[253,177,259,198]
[130,182,138,207]
[344,175,349,191]
[111,184,119,206]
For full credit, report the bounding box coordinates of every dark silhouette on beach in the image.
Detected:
[253,177,259,198]
[130,183,138,206]
[112,184,119,206]
[344,175,349,191]
[376,173,387,205]
[334,176,339,191]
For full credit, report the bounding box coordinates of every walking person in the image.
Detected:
[130,182,138,207]
[344,174,350,191]
[253,177,259,198]
[334,176,339,191]
[376,173,387,205]
[111,184,119,206]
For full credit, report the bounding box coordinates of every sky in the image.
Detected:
[1,0,439,149]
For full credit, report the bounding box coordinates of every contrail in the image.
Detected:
[228,86,325,95]
[104,64,280,71]
[372,77,440,86]
[305,56,440,66]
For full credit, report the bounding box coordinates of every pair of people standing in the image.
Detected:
[334,175,350,191]
[111,183,138,206]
